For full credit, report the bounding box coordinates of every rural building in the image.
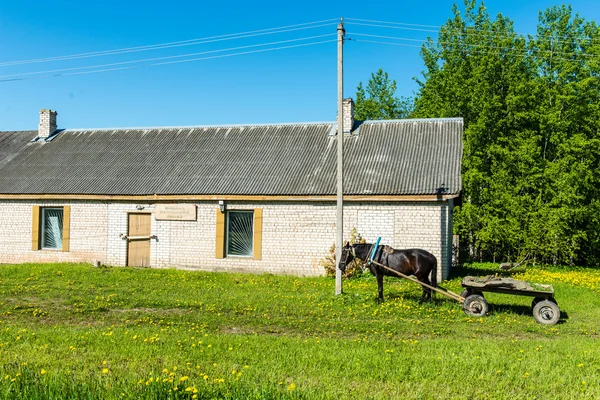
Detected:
[0,101,463,281]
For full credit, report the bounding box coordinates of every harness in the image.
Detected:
[365,237,382,265]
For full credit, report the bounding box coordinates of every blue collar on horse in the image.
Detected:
[340,242,438,304]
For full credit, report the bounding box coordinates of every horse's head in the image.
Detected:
[339,241,355,273]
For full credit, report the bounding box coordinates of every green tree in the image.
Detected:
[413,1,600,265]
[354,69,413,120]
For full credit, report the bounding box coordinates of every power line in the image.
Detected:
[345,17,441,30]
[346,19,600,47]
[350,39,423,49]
[0,34,336,80]
[0,40,336,83]
[349,32,600,59]
[351,38,595,64]
[0,19,339,68]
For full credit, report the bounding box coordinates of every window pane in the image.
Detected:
[42,208,63,249]
[227,211,253,256]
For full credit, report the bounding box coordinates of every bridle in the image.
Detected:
[349,243,377,266]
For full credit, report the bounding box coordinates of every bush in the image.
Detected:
[321,228,367,278]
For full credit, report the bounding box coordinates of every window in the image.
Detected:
[215,208,262,260]
[41,208,63,249]
[226,211,254,256]
[32,205,70,252]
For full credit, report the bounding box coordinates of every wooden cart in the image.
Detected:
[460,275,560,325]
[368,259,560,325]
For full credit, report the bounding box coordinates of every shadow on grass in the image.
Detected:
[380,291,569,324]
[379,291,455,307]
[488,302,569,323]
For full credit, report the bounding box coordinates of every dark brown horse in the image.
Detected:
[340,242,437,303]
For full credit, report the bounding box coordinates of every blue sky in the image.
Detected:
[1,0,599,131]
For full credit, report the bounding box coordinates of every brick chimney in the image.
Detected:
[342,98,354,134]
[38,109,58,138]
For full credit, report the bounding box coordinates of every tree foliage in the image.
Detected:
[413,0,600,265]
[354,68,414,120]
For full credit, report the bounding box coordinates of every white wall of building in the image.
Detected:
[0,199,453,281]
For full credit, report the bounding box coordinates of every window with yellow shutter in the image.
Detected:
[32,206,70,252]
[215,208,262,260]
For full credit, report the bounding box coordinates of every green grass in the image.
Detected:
[0,262,599,399]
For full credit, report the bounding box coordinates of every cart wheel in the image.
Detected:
[533,300,560,325]
[463,294,488,317]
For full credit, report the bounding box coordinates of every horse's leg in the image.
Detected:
[376,272,384,302]
[418,276,431,304]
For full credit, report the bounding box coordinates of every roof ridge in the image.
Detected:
[363,118,463,124]
[62,121,336,132]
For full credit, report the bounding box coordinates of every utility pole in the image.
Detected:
[335,18,345,295]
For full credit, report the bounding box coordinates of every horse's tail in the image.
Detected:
[431,256,438,296]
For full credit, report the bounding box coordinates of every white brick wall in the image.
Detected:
[0,199,454,280]
[0,200,107,264]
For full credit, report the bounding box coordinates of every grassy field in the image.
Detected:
[0,262,599,399]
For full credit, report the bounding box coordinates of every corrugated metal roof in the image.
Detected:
[0,130,37,168]
[0,119,462,196]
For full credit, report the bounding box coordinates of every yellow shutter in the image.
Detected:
[32,206,40,251]
[215,209,225,259]
[253,208,263,260]
[62,206,70,252]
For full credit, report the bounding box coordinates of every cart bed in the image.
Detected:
[461,275,554,298]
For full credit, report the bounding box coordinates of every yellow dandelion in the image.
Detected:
[288,382,297,391]
[40,369,47,375]
[102,368,109,374]
[180,376,189,382]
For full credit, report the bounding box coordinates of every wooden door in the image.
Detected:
[127,213,151,267]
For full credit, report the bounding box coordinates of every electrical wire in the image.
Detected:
[350,38,593,64]
[346,20,600,47]
[345,17,441,29]
[0,19,339,68]
[0,34,336,80]
[345,22,440,34]
[348,32,600,59]
[0,40,336,82]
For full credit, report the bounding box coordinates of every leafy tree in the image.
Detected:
[413,1,600,266]
[354,69,413,120]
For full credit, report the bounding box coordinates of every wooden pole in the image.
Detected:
[335,19,345,295]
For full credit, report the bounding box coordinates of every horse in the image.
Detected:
[340,242,438,304]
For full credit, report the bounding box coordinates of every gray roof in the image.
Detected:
[0,130,37,168]
[0,119,462,196]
